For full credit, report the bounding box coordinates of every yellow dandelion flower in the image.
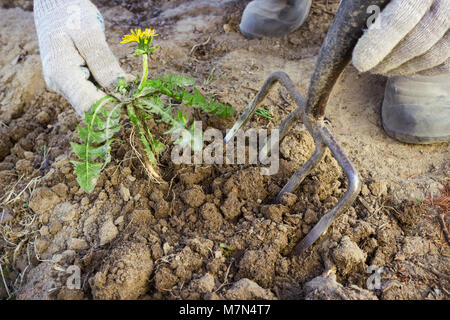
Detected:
[146,28,158,37]
[121,28,158,44]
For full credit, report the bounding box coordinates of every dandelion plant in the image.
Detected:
[71,28,234,193]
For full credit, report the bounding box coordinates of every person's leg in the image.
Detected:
[382,74,450,144]
[239,0,312,39]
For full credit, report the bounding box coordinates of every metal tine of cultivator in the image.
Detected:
[291,125,360,256]
[224,0,393,256]
[223,71,360,256]
[224,71,305,144]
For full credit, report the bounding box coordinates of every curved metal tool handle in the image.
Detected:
[306,0,391,118]
[225,0,392,144]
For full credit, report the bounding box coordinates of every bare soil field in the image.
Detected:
[0,0,448,300]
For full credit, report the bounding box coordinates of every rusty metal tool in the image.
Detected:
[224,0,391,256]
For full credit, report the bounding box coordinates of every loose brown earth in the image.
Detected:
[0,0,449,300]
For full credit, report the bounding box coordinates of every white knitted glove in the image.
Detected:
[352,0,450,77]
[34,0,126,116]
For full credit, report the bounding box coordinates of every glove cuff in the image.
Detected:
[34,0,84,19]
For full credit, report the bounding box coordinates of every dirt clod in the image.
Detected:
[90,242,153,300]
[99,219,119,246]
[220,191,242,221]
[261,204,288,223]
[369,180,388,197]
[237,249,278,288]
[181,186,206,208]
[29,187,61,215]
[67,238,89,251]
[225,278,276,300]
[304,274,377,300]
[279,192,298,208]
[332,236,367,276]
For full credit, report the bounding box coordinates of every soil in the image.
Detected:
[0,0,449,300]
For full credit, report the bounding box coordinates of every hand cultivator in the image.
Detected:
[225,0,391,256]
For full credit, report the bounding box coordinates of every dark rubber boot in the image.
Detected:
[239,0,312,39]
[382,74,450,144]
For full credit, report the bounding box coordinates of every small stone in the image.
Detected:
[98,191,108,201]
[39,226,49,237]
[163,242,173,255]
[279,192,297,207]
[303,208,319,225]
[225,279,276,300]
[187,238,214,257]
[131,209,154,225]
[201,203,223,225]
[360,184,370,196]
[29,187,61,215]
[191,273,215,293]
[35,239,50,254]
[68,238,89,251]
[23,151,34,160]
[150,190,164,201]
[181,187,205,208]
[36,110,50,124]
[49,220,62,235]
[114,216,124,225]
[369,180,388,197]
[223,24,232,33]
[40,212,49,224]
[214,250,223,259]
[332,236,367,276]
[220,192,242,221]
[261,205,288,223]
[304,273,377,300]
[99,220,119,246]
[154,200,170,219]
[151,243,164,260]
[52,183,69,198]
[119,184,131,202]
[80,197,89,206]
[122,167,132,176]
[55,202,77,223]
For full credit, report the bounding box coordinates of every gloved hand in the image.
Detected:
[34,0,126,116]
[352,0,450,77]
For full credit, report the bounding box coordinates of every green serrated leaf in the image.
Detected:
[180,88,234,118]
[70,142,109,162]
[71,96,121,194]
[71,160,104,194]
[152,140,165,153]
[160,74,196,87]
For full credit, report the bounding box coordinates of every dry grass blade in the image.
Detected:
[1,176,41,206]
[0,173,42,298]
[129,128,163,183]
